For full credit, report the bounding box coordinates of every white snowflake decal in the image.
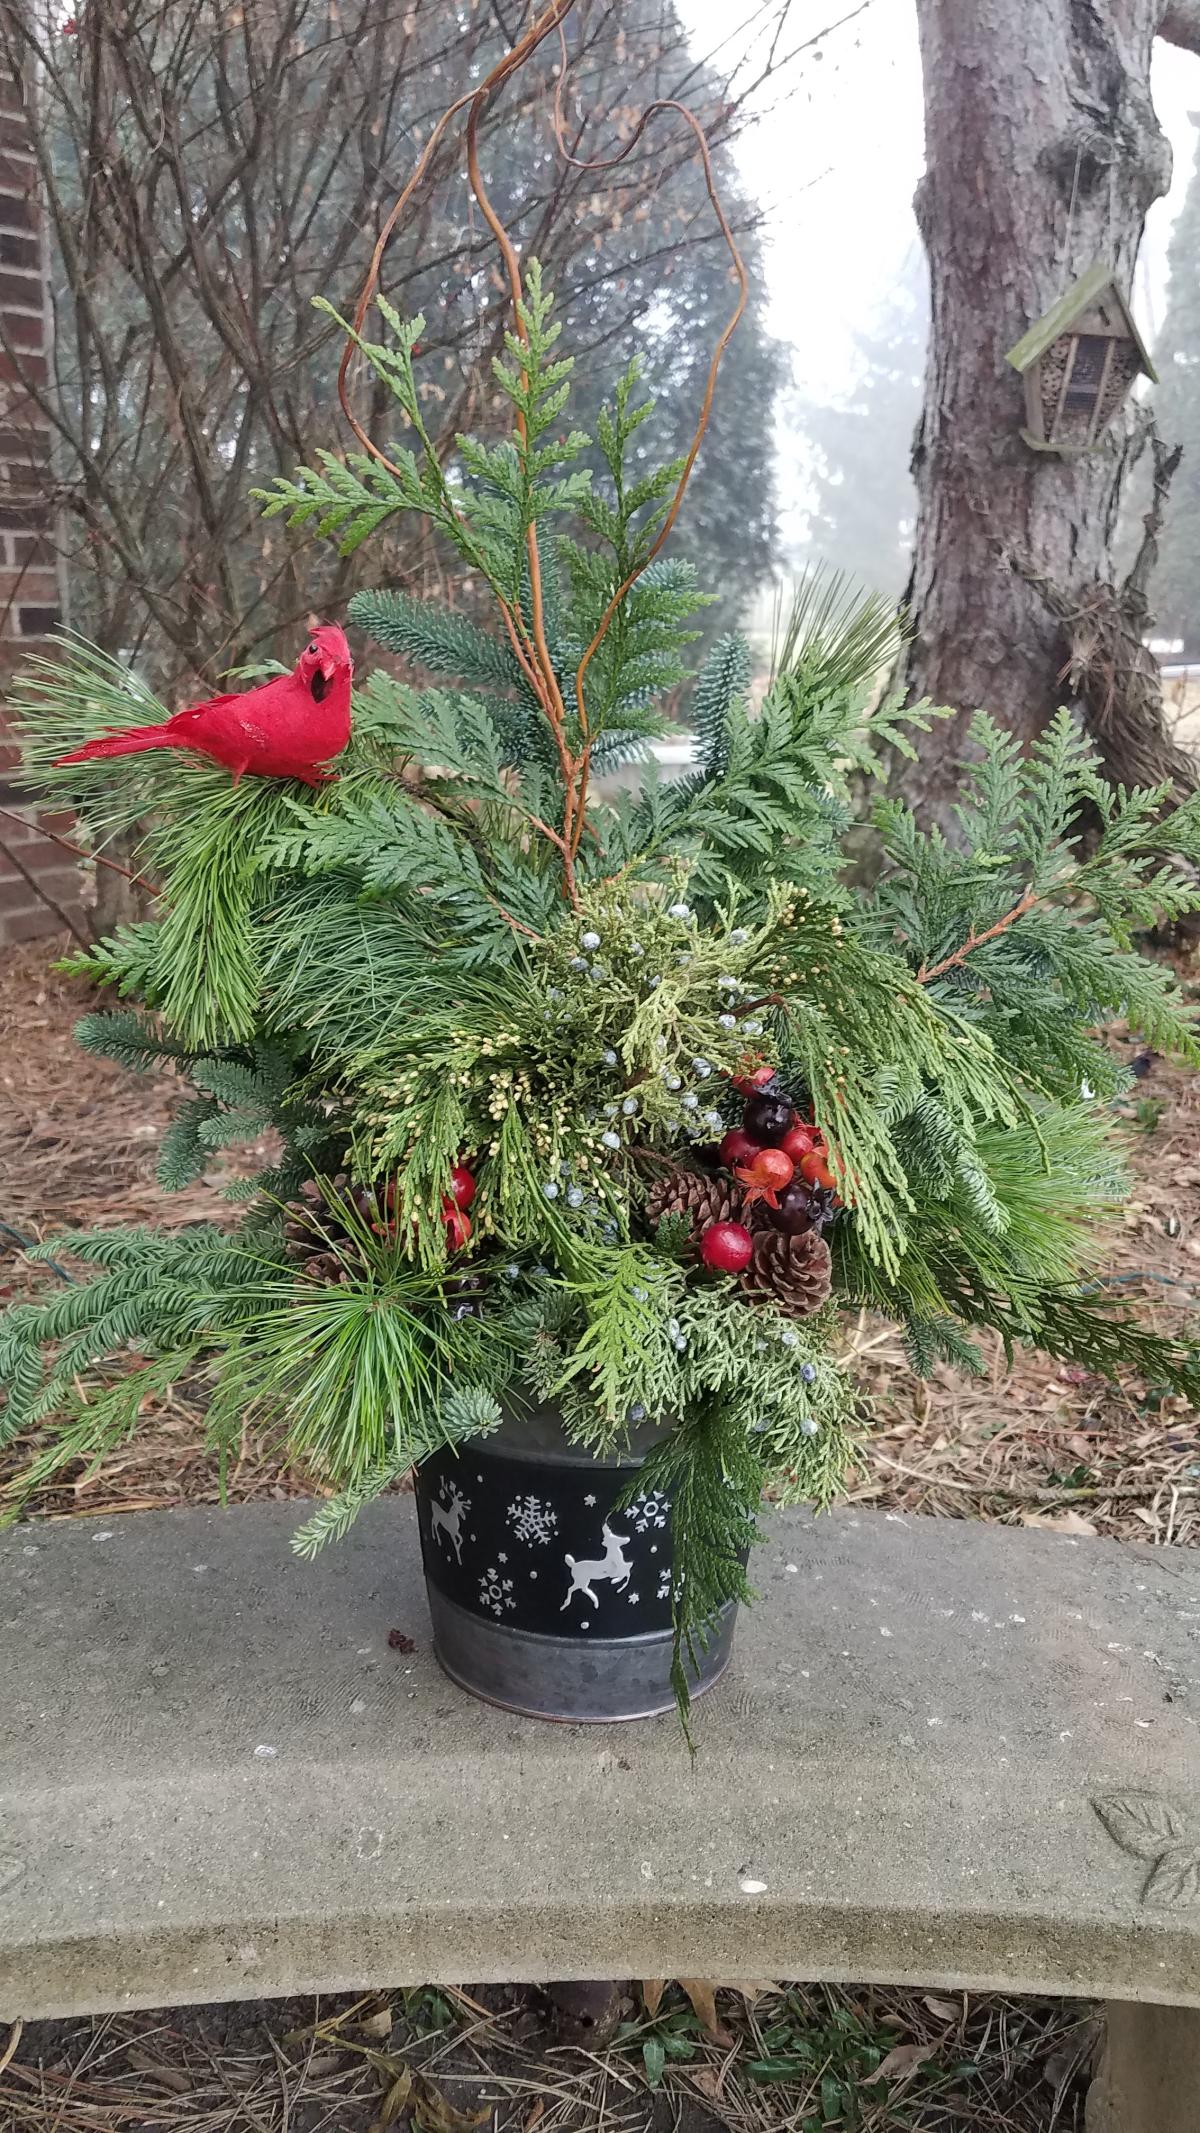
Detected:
[629,1489,670,1535]
[478,1568,516,1618]
[506,1493,559,1546]
[627,1590,640,1606]
[658,1567,684,1604]
[584,1492,597,1507]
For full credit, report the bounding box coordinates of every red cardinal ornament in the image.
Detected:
[54,623,353,786]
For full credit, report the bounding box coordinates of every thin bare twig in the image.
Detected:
[0,803,155,894]
[0,831,89,949]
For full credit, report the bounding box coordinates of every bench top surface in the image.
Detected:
[2,1498,1199,2019]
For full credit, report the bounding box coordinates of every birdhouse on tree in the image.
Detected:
[1004,263,1155,456]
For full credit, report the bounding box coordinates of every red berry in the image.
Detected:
[699,1220,754,1272]
[447,1163,476,1210]
[731,1062,777,1096]
[720,1126,762,1167]
[734,1147,795,1210]
[738,1147,794,1190]
[799,1150,837,1193]
[778,1124,817,1162]
[442,1206,473,1250]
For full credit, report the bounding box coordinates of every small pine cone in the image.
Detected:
[282,1199,321,1261]
[740,1228,832,1317]
[302,1248,350,1286]
[283,1170,375,1280]
[646,1164,746,1234]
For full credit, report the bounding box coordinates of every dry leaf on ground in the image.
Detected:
[872,2038,941,2086]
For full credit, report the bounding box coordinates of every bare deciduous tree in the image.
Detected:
[0,0,794,702]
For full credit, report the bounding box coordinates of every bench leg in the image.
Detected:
[1086,2001,1200,2132]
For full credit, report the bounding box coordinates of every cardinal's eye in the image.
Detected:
[307,641,318,655]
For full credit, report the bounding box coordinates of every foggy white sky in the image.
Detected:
[677,0,1200,550]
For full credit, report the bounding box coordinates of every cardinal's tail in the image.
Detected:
[54,722,178,766]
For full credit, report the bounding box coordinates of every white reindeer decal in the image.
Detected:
[561,1521,632,1612]
[430,1482,468,1564]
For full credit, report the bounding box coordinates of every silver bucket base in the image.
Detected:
[426,1585,737,1722]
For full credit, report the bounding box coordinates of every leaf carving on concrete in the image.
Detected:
[1093,1792,1189,1860]
[1092,1792,1200,1907]
[1142,1846,1200,1910]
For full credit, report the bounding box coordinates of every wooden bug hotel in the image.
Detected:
[1005,262,1155,456]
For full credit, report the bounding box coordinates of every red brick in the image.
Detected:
[0,905,73,944]
[0,348,47,385]
[0,154,37,193]
[10,531,55,566]
[0,232,37,271]
[0,193,35,232]
[2,308,41,350]
[12,863,82,903]
[0,424,49,459]
[0,862,79,910]
[0,565,59,599]
[0,500,51,530]
[0,284,41,329]
[0,460,48,493]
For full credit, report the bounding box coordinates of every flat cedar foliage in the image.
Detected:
[6,254,1200,1713]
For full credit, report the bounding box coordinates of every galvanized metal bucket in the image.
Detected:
[415,1408,737,1721]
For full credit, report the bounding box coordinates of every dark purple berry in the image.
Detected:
[742,1093,793,1146]
[771,1184,816,1236]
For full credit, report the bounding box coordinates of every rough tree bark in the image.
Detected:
[904,0,1200,827]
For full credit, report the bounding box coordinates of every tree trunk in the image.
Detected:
[904,0,1173,827]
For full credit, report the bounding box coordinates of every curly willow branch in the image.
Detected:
[552,35,749,856]
[336,0,747,897]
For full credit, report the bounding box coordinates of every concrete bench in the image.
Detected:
[2,1502,1198,2131]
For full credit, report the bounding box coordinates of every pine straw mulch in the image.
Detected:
[2,934,1198,1536]
[1,1980,1103,2133]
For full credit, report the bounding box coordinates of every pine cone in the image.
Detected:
[645,1164,748,1235]
[282,1172,377,1281]
[740,1228,832,1317]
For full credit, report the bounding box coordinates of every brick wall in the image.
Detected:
[0,42,83,949]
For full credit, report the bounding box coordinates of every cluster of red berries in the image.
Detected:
[385,1162,477,1251]
[442,1164,476,1249]
[698,1067,840,1275]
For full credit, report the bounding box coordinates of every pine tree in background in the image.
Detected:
[1150,113,1200,653]
[794,251,927,598]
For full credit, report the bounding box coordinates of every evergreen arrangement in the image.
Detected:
[5,261,1200,1713]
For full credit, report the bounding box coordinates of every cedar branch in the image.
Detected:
[916,889,1038,984]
